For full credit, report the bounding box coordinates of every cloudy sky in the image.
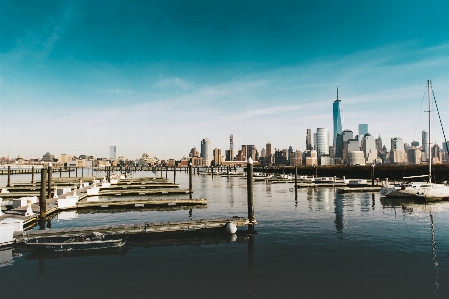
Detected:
[1,0,449,160]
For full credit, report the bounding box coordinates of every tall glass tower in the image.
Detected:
[333,85,342,146]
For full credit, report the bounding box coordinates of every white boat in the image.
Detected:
[380,80,449,200]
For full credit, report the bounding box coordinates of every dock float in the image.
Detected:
[337,186,382,193]
[13,217,251,242]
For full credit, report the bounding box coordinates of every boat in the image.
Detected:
[380,80,449,200]
[26,232,128,252]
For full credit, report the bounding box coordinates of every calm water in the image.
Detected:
[1,170,449,298]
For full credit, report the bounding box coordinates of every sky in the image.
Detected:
[1,0,449,160]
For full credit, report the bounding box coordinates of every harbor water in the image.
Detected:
[1,170,449,298]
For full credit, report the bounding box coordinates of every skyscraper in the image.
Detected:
[109,146,116,160]
[422,130,429,160]
[306,129,312,150]
[200,138,211,166]
[314,128,329,157]
[333,85,342,146]
[358,124,368,138]
[229,134,234,162]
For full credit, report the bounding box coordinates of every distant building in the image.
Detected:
[213,148,222,166]
[290,150,302,166]
[422,131,429,161]
[305,150,318,166]
[362,133,377,164]
[189,147,199,158]
[333,85,343,146]
[348,151,365,165]
[411,141,420,147]
[306,129,312,151]
[314,128,329,157]
[42,152,55,162]
[390,137,407,164]
[109,146,116,161]
[408,148,422,165]
[358,124,368,139]
[201,138,211,166]
[375,135,383,154]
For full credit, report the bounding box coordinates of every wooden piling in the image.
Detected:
[165,166,168,179]
[211,166,214,178]
[75,167,78,177]
[60,167,62,177]
[247,158,255,225]
[47,165,52,199]
[39,168,47,219]
[31,166,35,183]
[174,164,176,184]
[7,166,11,187]
[189,163,193,194]
[295,166,298,200]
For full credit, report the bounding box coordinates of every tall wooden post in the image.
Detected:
[247,158,255,225]
[165,166,168,179]
[31,166,35,183]
[7,166,11,187]
[47,164,52,199]
[174,164,176,184]
[295,166,298,200]
[372,164,375,186]
[211,166,214,178]
[189,163,193,194]
[75,166,78,177]
[60,167,62,177]
[40,168,47,219]
[82,167,84,177]
[69,167,71,177]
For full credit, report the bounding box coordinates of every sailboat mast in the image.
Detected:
[428,80,432,183]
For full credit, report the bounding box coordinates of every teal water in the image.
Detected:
[1,170,449,298]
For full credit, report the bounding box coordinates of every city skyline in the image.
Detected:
[1,1,449,159]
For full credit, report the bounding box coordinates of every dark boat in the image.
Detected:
[26,232,128,252]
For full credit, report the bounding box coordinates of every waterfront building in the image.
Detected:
[422,130,429,161]
[320,156,333,165]
[345,139,360,164]
[189,147,199,158]
[333,86,343,146]
[229,134,234,163]
[306,129,312,150]
[191,156,203,166]
[314,128,329,157]
[213,148,222,166]
[362,133,377,164]
[305,150,318,166]
[348,151,365,165]
[290,150,302,166]
[42,152,55,162]
[390,137,407,164]
[375,135,382,154]
[58,154,72,163]
[201,138,211,166]
[109,146,116,161]
[408,148,422,165]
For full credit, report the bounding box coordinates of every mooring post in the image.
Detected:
[189,163,193,195]
[295,166,298,200]
[372,164,375,186]
[60,167,62,177]
[174,164,176,184]
[7,166,11,187]
[47,163,52,199]
[31,166,35,183]
[165,166,168,179]
[40,168,47,219]
[211,166,214,178]
[75,166,78,177]
[247,157,255,226]
[82,166,84,177]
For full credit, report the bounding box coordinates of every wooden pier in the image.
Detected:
[13,217,251,242]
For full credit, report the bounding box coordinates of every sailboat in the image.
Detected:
[380,80,449,200]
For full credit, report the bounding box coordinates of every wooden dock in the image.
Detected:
[13,217,251,242]
[337,186,382,193]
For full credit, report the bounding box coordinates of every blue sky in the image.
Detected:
[1,0,449,159]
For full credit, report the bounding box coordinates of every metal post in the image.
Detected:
[189,163,193,194]
[40,168,47,219]
[247,158,255,224]
[31,166,35,183]
[47,164,52,199]
[7,166,11,187]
